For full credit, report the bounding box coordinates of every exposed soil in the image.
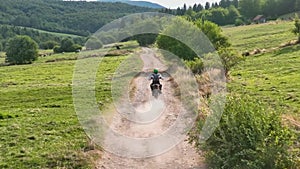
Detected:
[96,48,206,169]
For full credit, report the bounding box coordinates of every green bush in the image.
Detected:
[85,38,103,50]
[185,57,204,74]
[292,14,300,42]
[53,45,62,53]
[5,35,38,64]
[133,33,158,47]
[235,18,244,26]
[195,20,231,50]
[70,44,82,52]
[218,47,243,75]
[40,40,59,49]
[192,96,297,169]
[53,38,82,53]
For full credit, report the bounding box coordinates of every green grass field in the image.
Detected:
[227,22,300,163]
[0,49,128,168]
[226,20,300,124]
[229,45,300,119]
[223,21,296,52]
[1,20,300,167]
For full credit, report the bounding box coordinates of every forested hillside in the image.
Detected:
[0,0,154,36]
[161,0,300,26]
[99,0,165,8]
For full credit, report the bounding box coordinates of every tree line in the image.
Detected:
[0,25,86,51]
[160,0,300,26]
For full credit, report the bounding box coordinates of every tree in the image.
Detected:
[233,0,239,8]
[227,5,241,24]
[183,3,187,14]
[5,35,38,64]
[239,0,262,19]
[132,20,160,46]
[195,20,230,49]
[156,17,199,61]
[206,7,229,25]
[196,4,203,12]
[193,4,197,12]
[60,38,75,52]
[176,7,183,15]
[292,14,300,42]
[54,38,82,53]
[40,40,59,49]
[263,0,278,17]
[205,2,210,10]
[85,37,103,50]
[219,0,227,8]
[296,0,300,12]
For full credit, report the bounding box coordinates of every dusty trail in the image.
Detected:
[96,48,205,169]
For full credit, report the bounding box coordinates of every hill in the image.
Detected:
[226,21,300,130]
[125,1,164,8]
[0,0,155,36]
[225,20,300,164]
[222,21,296,52]
[99,0,164,8]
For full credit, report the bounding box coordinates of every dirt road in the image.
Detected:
[96,48,205,169]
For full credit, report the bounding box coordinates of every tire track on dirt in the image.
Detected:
[97,48,205,169]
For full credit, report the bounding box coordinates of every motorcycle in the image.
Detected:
[151,84,161,98]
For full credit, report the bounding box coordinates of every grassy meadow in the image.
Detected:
[226,20,300,123]
[0,19,299,167]
[0,47,130,168]
[229,45,300,121]
[223,21,296,52]
[227,21,300,161]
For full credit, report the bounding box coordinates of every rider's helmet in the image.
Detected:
[153,69,158,74]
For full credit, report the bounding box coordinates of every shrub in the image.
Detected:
[156,34,197,60]
[5,35,38,64]
[40,40,59,49]
[60,38,75,52]
[218,47,243,76]
[292,14,300,42]
[185,57,204,74]
[195,20,231,50]
[85,38,103,50]
[133,33,157,47]
[235,18,244,26]
[53,38,82,53]
[191,96,297,169]
[70,44,82,52]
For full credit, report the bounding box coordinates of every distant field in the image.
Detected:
[30,27,83,38]
[223,21,296,52]
[0,50,128,168]
[278,11,300,20]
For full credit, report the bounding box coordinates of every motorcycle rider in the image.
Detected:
[149,69,163,92]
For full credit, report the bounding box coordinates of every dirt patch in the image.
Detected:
[96,48,205,169]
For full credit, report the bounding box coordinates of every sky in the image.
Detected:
[132,0,220,9]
